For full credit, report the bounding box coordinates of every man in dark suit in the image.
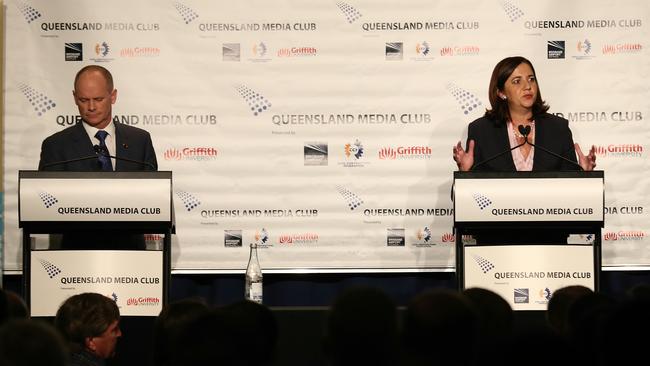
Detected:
[38,65,157,249]
[39,65,157,172]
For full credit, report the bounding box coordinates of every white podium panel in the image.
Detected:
[464,245,594,311]
[454,177,604,223]
[20,177,171,222]
[30,250,163,317]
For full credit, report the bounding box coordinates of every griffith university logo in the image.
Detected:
[15,1,42,24]
[18,83,56,116]
[163,147,218,161]
[447,83,482,115]
[336,2,363,24]
[38,192,58,208]
[547,41,565,59]
[500,1,524,22]
[175,190,201,212]
[173,1,199,24]
[472,193,493,210]
[37,258,62,279]
[336,185,364,211]
[235,84,272,116]
[471,254,495,274]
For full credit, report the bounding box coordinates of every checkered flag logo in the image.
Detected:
[447,83,482,116]
[15,1,42,24]
[38,259,62,279]
[336,185,364,211]
[173,1,199,24]
[39,192,58,208]
[472,193,492,210]
[176,190,201,212]
[471,254,495,274]
[500,1,524,22]
[336,2,362,24]
[18,83,57,117]
[235,85,272,116]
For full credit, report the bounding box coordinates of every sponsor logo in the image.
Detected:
[344,139,364,159]
[574,39,595,60]
[18,83,57,117]
[415,41,430,56]
[547,40,565,59]
[278,233,319,244]
[471,254,495,273]
[255,228,270,247]
[538,288,552,303]
[110,293,118,303]
[65,42,83,61]
[120,47,161,58]
[336,185,364,211]
[514,288,529,303]
[235,84,272,116]
[38,192,58,208]
[336,2,363,24]
[173,1,199,24]
[417,227,432,242]
[501,1,524,22]
[225,230,243,247]
[95,41,110,57]
[593,144,643,158]
[277,47,317,57]
[602,43,642,55]
[447,83,482,115]
[441,233,455,243]
[378,146,432,160]
[472,193,493,210]
[385,42,403,60]
[304,142,328,166]
[126,297,160,306]
[387,228,405,246]
[37,258,62,279]
[175,190,201,212]
[223,43,240,61]
[15,1,42,24]
[604,231,645,241]
[251,42,271,62]
[439,45,480,56]
[163,147,218,161]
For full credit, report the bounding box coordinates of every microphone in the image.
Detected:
[93,145,157,171]
[470,136,527,171]
[39,154,104,170]
[518,125,584,171]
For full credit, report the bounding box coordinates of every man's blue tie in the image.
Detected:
[95,130,113,171]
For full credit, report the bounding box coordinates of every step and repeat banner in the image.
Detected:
[3,0,649,272]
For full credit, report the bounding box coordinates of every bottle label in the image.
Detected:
[250,283,263,304]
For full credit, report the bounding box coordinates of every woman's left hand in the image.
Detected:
[575,143,597,171]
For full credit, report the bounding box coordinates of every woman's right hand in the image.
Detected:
[453,140,475,171]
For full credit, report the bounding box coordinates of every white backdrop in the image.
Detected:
[3,0,649,272]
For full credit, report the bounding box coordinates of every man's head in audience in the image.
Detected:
[54,292,122,359]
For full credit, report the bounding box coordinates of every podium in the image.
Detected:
[453,171,604,310]
[18,171,174,316]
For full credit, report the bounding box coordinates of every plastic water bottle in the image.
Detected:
[245,243,263,303]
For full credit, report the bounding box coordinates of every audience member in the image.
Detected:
[463,287,514,362]
[402,288,478,366]
[546,285,592,337]
[0,319,68,366]
[54,293,122,366]
[0,289,29,325]
[153,297,209,366]
[323,286,399,366]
